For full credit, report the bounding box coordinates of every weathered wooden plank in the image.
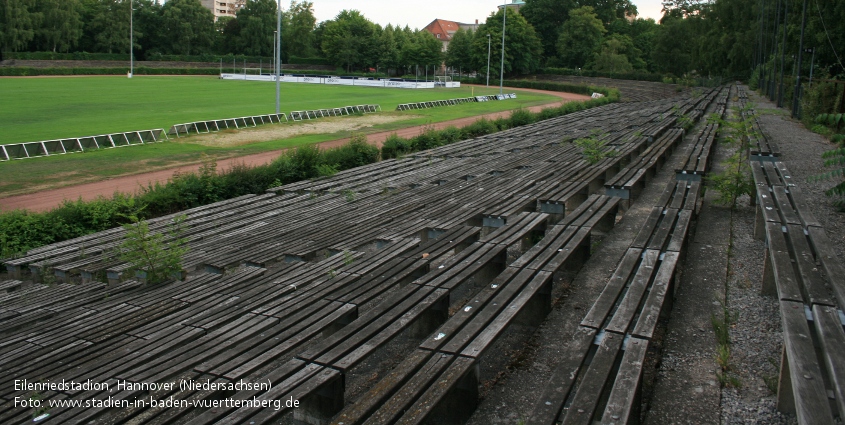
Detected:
[605,250,660,335]
[332,350,434,425]
[560,332,624,425]
[526,327,596,425]
[631,208,663,249]
[777,300,833,424]
[806,226,845,309]
[393,356,478,425]
[765,222,804,303]
[811,304,845,420]
[632,252,680,340]
[581,248,643,329]
[601,337,649,424]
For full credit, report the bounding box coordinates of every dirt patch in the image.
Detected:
[183,113,422,148]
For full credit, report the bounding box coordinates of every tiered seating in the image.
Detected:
[523,86,725,425]
[535,75,689,102]
[1,90,722,424]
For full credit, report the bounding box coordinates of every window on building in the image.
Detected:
[436,34,440,38]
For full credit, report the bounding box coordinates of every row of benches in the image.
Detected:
[737,86,781,162]
[750,155,845,423]
[524,88,719,423]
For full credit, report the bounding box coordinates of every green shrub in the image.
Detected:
[439,126,464,144]
[410,127,444,151]
[462,118,499,138]
[509,108,536,127]
[381,134,413,159]
[812,146,845,209]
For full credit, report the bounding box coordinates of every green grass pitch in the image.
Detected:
[0,76,564,197]
[0,76,558,144]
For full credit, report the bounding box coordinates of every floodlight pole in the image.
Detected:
[500,4,506,96]
[486,34,491,87]
[129,0,133,78]
[276,0,282,114]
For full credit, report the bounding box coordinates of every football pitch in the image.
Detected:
[0,76,565,197]
[0,76,559,144]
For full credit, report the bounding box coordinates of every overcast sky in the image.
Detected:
[306,0,665,29]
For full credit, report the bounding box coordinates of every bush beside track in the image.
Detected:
[0,82,618,259]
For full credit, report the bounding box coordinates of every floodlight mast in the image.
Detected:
[276,0,282,114]
[129,0,133,78]
[486,34,491,87]
[500,4,506,95]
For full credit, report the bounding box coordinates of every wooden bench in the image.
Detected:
[527,167,700,424]
[604,129,685,200]
[329,196,621,425]
[676,123,719,181]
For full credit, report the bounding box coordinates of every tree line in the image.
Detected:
[1,0,843,80]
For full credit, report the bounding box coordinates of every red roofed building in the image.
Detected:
[423,19,480,52]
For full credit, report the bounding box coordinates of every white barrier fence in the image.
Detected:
[220,73,461,89]
[0,129,168,161]
[169,113,288,138]
[397,94,517,111]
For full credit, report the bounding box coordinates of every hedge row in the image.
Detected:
[382,90,617,159]
[0,139,379,259]
[0,67,351,77]
[0,67,220,76]
[1,67,399,78]
[4,51,129,61]
[0,83,618,259]
[4,51,331,66]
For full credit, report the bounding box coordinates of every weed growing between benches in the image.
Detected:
[569,130,617,165]
[707,104,758,207]
[120,213,188,285]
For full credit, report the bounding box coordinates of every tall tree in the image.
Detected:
[592,34,637,73]
[320,9,376,71]
[377,24,400,74]
[160,0,215,55]
[133,0,163,59]
[557,6,606,68]
[89,0,134,54]
[470,8,544,78]
[415,30,443,70]
[1,0,40,53]
[651,12,696,76]
[235,0,276,57]
[35,0,82,52]
[521,0,577,59]
[283,0,316,58]
[522,0,636,60]
[445,27,474,74]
